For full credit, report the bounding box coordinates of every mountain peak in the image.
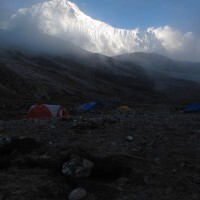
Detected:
[3,0,166,56]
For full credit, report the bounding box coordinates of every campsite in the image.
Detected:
[0,2,200,198]
[0,49,200,200]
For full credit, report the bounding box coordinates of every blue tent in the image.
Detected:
[78,102,98,111]
[184,103,200,113]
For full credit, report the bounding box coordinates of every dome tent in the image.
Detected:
[118,105,130,111]
[25,104,69,119]
[184,103,200,113]
[77,102,98,111]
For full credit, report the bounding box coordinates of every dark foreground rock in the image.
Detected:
[0,107,200,200]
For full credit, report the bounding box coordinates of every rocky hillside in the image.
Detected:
[0,49,200,107]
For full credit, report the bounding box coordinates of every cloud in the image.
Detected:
[153,26,200,61]
[155,27,199,62]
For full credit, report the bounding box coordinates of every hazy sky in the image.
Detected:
[0,0,200,35]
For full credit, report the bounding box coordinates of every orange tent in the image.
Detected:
[25,104,69,119]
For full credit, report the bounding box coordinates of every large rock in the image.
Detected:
[68,187,87,200]
[76,158,94,178]
[63,155,94,178]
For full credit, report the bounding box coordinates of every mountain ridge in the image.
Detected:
[0,48,200,105]
[0,28,199,105]
[3,0,165,56]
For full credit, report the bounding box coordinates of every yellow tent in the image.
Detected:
[118,105,130,111]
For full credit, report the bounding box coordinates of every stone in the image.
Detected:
[75,158,94,178]
[0,137,12,145]
[49,125,56,129]
[68,187,86,200]
[63,158,80,177]
[172,168,177,173]
[62,156,94,178]
[125,136,133,141]
[180,163,185,168]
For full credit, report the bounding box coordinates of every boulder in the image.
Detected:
[63,156,94,178]
[68,187,86,200]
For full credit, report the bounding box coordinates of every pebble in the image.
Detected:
[180,163,185,168]
[126,136,133,141]
[68,187,86,200]
[0,137,12,145]
[172,168,177,173]
[49,125,56,129]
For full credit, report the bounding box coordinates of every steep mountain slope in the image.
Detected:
[0,49,200,106]
[0,51,151,103]
[4,0,164,56]
[115,52,200,83]
[0,29,200,106]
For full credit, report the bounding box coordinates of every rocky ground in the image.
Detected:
[0,105,200,200]
[1,34,200,200]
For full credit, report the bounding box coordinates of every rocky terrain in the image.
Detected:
[0,107,200,200]
[0,31,200,199]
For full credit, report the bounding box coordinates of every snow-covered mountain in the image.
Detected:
[3,0,166,56]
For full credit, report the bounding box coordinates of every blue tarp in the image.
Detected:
[78,102,98,111]
[184,103,200,113]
